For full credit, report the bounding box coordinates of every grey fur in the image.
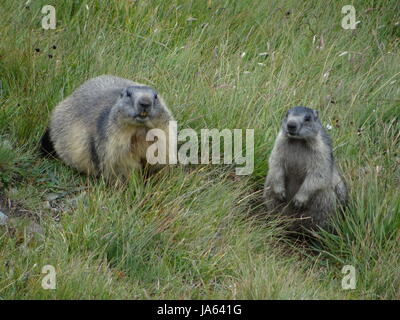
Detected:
[48,75,174,181]
[263,106,348,230]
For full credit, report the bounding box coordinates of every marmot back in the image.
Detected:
[43,75,174,181]
[263,106,347,231]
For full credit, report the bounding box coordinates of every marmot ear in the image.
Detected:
[120,87,133,98]
[120,88,127,98]
[313,110,319,119]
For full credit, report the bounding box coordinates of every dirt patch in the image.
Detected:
[0,193,44,241]
[0,193,38,221]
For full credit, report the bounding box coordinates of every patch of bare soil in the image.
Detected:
[0,193,38,221]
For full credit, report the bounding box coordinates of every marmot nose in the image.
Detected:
[138,97,152,109]
[287,121,298,133]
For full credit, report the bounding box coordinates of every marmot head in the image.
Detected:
[115,85,167,125]
[281,106,322,140]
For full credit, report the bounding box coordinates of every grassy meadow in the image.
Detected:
[0,0,399,299]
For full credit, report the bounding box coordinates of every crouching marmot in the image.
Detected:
[40,75,174,181]
[263,106,348,230]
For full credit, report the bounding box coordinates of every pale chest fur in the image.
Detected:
[103,126,152,178]
[102,124,170,179]
[278,139,311,178]
[130,127,155,163]
[273,135,328,198]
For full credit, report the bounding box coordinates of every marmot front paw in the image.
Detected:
[273,188,286,202]
[292,194,308,209]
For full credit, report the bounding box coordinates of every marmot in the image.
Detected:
[40,75,174,181]
[263,106,347,230]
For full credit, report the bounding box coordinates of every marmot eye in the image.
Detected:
[126,91,131,97]
[304,115,311,122]
[154,93,158,100]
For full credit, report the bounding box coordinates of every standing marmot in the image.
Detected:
[41,75,174,181]
[263,106,347,230]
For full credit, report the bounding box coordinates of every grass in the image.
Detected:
[0,0,399,299]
